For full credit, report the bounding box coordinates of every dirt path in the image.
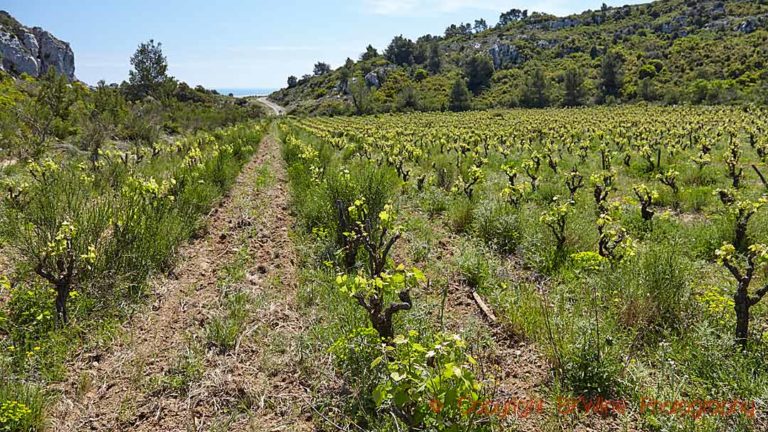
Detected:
[256,97,286,116]
[405,229,551,430]
[51,132,311,431]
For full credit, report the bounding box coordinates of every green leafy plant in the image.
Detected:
[0,383,45,432]
[336,265,424,340]
[522,153,541,191]
[590,170,614,215]
[540,196,572,255]
[632,184,657,222]
[452,161,485,200]
[326,167,395,270]
[472,200,521,254]
[656,168,680,195]
[715,189,765,252]
[1,161,105,324]
[500,183,529,208]
[565,168,584,202]
[596,213,635,262]
[372,332,483,430]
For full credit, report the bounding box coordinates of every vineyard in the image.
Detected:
[4,0,768,429]
[277,106,768,431]
[0,122,267,430]
[3,103,768,431]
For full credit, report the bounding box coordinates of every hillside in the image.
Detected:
[0,10,75,80]
[0,12,267,162]
[271,0,768,115]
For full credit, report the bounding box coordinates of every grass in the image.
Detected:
[0,382,47,432]
[0,122,266,429]
[147,339,205,396]
[280,106,768,431]
[206,291,253,354]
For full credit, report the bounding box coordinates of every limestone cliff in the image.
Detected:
[0,10,75,80]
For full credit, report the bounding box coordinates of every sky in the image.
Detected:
[3,0,647,90]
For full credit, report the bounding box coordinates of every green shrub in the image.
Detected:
[432,154,457,191]
[419,187,449,217]
[562,335,625,399]
[372,332,486,431]
[324,163,399,270]
[680,186,713,213]
[532,180,562,204]
[607,240,693,334]
[447,196,474,233]
[456,242,492,289]
[329,327,385,402]
[471,199,521,254]
[0,382,46,432]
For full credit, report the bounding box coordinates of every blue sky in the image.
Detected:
[4,0,646,89]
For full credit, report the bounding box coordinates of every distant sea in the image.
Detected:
[215,87,279,97]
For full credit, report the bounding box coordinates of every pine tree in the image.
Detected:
[522,67,550,108]
[563,67,586,106]
[600,51,624,102]
[449,78,471,112]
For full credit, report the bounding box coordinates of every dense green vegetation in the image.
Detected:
[0,41,265,431]
[0,38,263,162]
[278,106,768,431]
[272,0,768,115]
[4,2,768,430]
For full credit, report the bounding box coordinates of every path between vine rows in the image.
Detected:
[47,128,630,432]
[51,133,312,431]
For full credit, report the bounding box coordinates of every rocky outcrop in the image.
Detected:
[364,65,396,88]
[0,11,75,80]
[656,15,688,34]
[364,70,379,87]
[0,28,39,76]
[32,28,75,79]
[548,18,580,30]
[736,16,764,33]
[488,41,521,69]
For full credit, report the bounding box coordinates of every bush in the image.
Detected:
[456,242,492,289]
[680,186,713,213]
[432,154,457,191]
[0,382,46,432]
[372,332,485,431]
[329,327,385,402]
[472,199,521,254]
[562,335,625,399]
[447,196,474,233]
[609,240,693,334]
[419,188,449,217]
[324,163,399,269]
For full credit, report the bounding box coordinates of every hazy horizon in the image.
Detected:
[214,87,280,97]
